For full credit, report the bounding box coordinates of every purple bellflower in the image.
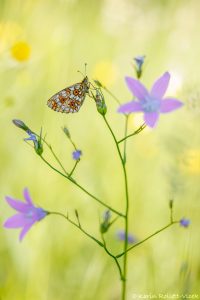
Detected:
[116,230,137,244]
[134,55,145,78]
[134,55,145,70]
[24,131,43,155]
[118,72,183,128]
[4,188,48,241]
[180,218,190,228]
[72,150,82,161]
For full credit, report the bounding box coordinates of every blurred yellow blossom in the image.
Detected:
[11,41,31,62]
[0,21,22,53]
[92,61,118,86]
[180,149,200,174]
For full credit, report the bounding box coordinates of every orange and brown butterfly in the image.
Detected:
[47,76,90,113]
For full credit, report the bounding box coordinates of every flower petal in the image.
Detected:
[144,112,159,128]
[160,98,184,113]
[151,72,170,98]
[23,188,33,205]
[125,77,148,101]
[118,101,142,113]
[4,214,26,228]
[5,196,30,213]
[19,222,35,241]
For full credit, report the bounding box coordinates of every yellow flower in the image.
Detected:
[92,61,118,86]
[0,21,22,54]
[180,149,200,174]
[11,41,31,62]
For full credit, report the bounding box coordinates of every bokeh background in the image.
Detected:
[0,0,200,299]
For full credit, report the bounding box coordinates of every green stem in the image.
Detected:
[40,155,125,217]
[102,86,121,105]
[69,160,79,177]
[102,116,129,300]
[118,123,146,144]
[123,115,129,164]
[101,233,124,281]
[49,211,104,247]
[51,211,124,280]
[34,132,69,176]
[116,222,179,258]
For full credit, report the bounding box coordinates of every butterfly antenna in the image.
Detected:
[84,63,87,76]
[77,63,88,78]
[77,70,84,77]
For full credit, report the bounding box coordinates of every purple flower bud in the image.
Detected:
[100,210,111,233]
[180,218,190,228]
[116,230,137,244]
[134,55,145,70]
[103,210,111,223]
[24,130,43,156]
[12,119,30,132]
[72,150,82,161]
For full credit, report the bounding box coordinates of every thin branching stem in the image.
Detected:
[101,233,124,281]
[118,123,146,144]
[123,115,129,164]
[49,211,104,247]
[40,155,125,217]
[102,86,122,105]
[69,160,79,177]
[34,132,69,176]
[102,116,129,300]
[116,221,179,258]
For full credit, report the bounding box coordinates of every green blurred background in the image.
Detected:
[0,0,200,299]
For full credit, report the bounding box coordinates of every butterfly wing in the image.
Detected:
[47,77,89,114]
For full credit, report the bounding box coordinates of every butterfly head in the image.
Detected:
[82,76,90,93]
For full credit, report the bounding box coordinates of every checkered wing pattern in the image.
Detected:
[47,77,89,113]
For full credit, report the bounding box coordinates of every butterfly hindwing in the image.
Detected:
[47,76,89,113]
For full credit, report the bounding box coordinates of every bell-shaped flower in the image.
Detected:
[4,188,48,241]
[118,72,183,128]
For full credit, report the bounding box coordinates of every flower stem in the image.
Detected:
[116,221,179,258]
[102,116,129,300]
[123,115,129,164]
[69,160,79,178]
[50,211,124,280]
[118,123,146,144]
[34,132,69,176]
[49,211,104,247]
[102,86,122,105]
[101,233,124,281]
[40,155,125,217]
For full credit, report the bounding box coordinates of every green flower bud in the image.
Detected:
[94,80,104,88]
[93,89,107,116]
[100,210,111,233]
[12,119,30,132]
[62,126,71,139]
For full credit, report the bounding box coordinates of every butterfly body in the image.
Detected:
[47,76,90,113]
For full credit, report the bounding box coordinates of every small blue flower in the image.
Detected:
[116,230,137,244]
[24,131,43,156]
[24,132,37,142]
[134,55,145,70]
[72,150,82,161]
[180,218,190,228]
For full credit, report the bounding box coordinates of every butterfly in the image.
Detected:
[47,76,90,113]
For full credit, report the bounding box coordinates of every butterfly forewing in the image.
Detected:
[47,76,89,113]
